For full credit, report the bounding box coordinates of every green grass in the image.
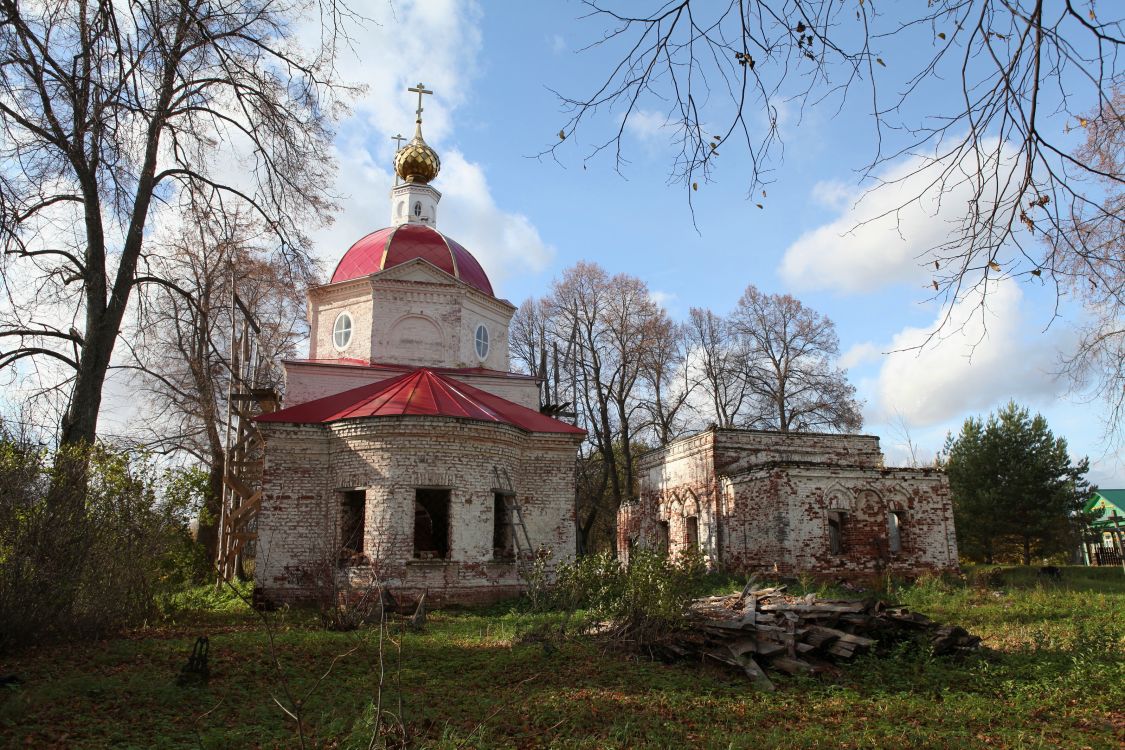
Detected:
[1,567,1122,749]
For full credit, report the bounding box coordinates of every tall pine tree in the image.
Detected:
[943,402,1091,565]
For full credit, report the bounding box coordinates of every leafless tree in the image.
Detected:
[889,410,923,468]
[0,0,353,450]
[542,262,671,552]
[1052,87,1124,444]
[509,296,550,377]
[601,271,669,488]
[731,284,862,433]
[549,1,1123,339]
[120,203,310,562]
[684,306,751,428]
[545,263,624,551]
[637,315,694,446]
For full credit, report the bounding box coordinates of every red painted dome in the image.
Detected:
[329,224,493,296]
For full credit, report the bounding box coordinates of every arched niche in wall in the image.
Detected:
[681,489,701,518]
[676,489,702,551]
[884,486,910,555]
[662,492,684,521]
[823,483,855,512]
[856,488,884,515]
[387,314,445,364]
[885,486,910,513]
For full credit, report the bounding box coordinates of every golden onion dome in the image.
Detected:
[394,124,440,184]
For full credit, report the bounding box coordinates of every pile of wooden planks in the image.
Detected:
[659,584,981,691]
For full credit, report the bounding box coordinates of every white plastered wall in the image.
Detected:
[307,259,516,372]
[310,282,373,361]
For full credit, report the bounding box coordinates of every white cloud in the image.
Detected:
[649,289,678,308]
[839,341,881,370]
[624,109,669,146]
[867,280,1071,426]
[437,151,555,290]
[550,34,567,54]
[779,140,1019,293]
[810,179,852,210]
[320,0,483,146]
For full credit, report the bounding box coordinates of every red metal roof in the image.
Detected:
[258,368,584,435]
[329,224,493,296]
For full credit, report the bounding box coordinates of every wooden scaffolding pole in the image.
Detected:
[215,273,278,584]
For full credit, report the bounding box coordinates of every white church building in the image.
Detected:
[254,87,584,606]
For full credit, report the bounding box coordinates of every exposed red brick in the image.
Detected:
[618,429,958,579]
[255,417,582,605]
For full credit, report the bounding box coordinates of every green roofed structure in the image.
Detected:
[1083,489,1125,566]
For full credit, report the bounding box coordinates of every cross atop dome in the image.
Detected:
[409,82,433,124]
[390,133,406,186]
[393,82,441,186]
[390,81,442,226]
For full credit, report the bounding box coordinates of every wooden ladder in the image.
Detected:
[493,467,533,575]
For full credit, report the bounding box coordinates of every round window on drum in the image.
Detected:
[474,324,489,360]
[333,312,353,349]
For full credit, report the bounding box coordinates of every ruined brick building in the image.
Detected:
[617,429,959,578]
[252,88,583,605]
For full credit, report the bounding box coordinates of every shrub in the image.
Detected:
[157,466,214,588]
[160,580,254,616]
[552,548,707,648]
[520,547,556,612]
[0,434,208,653]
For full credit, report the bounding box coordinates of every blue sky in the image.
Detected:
[296,1,1122,486]
[1,0,1113,489]
[27,0,1092,485]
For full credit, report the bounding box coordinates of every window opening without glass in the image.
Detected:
[685,516,699,549]
[339,490,365,565]
[493,493,515,560]
[828,511,845,555]
[414,489,451,560]
[887,511,903,555]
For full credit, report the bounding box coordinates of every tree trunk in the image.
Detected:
[59,317,115,447]
[577,507,598,556]
[60,40,176,448]
[59,174,112,449]
[1023,535,1032,566]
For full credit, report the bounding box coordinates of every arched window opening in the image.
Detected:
[888,511,903,555]
[333,312,353,349]
[828,511,846,555]
[474,324,490,359]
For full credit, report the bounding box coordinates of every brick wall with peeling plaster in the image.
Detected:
[618,429,958,580]
[255,416,581,606]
